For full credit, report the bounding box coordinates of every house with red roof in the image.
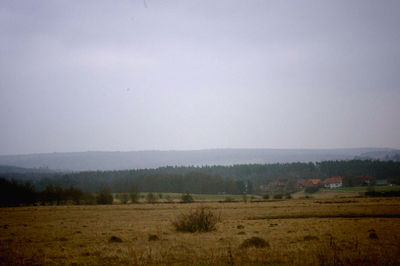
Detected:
[322,176,343,188]
[297,179,321,188]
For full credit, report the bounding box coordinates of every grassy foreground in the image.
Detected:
[1,197,400,265]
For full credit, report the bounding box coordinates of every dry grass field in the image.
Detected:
[1,197,400,265]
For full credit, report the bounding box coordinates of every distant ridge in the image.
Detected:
[0,148,398,172]
[0,165,56,174]
[355,150,400,161]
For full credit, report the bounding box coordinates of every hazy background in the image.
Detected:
[1,0,400,155]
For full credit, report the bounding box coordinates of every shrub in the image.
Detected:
[224,196,235,202]
[303,235,319,241]
[96,188,113,205]
[117,193,129,204]
[146,192,157,203]
[305,186,319,194]
[365,190,400,197]
[263,194,270,200]
[82,192,96,205]
[240,237,269,248]
[172,207,220,233]
[181,193,194,203]
[273,194,283,199]
[165,195,173,203]
[242,194,248,202]
[130,186,140,203]
[109,236,123,243]
[368,229,378,239]
[148,234,159,241]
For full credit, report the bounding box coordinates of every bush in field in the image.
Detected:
[82,192,96,205]
[181,193,194,203]
[117,193,129,204]
[263,194,270,200]
[305,186,319,194]
[130,186,140,203]
[273,194,283,199]
[224,196,235,202]
[242,194,248,203]
[172,207,220,233]
[146,192,157,203]
[96,188,113,204]
[165,195,173,203]
[240,237,269,248]
[109,236,123,243]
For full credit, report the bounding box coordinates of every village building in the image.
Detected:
[375,179,389,186]
[297,179,321,188]
[322,176,343,188]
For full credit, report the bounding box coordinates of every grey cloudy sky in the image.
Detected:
[1,0,399,155]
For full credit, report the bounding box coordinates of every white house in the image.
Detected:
[322,176,343,188]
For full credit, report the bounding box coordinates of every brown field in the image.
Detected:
[1,197,400,265]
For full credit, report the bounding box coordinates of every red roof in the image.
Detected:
[323,176,342,184]
[310,179,320,185]
[298,179,320,187]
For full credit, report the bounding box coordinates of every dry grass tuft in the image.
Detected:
[109,236,123,243]
[303,235,319,241]
[368,229,378,239]
[148,234,159,241]
[240,237,269,249]
[172,206,220,233]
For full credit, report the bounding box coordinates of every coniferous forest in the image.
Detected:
[1,160,399,203]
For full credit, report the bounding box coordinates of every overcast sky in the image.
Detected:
[0,0,399,155]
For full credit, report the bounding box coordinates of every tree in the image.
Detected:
[146,192,156,203]
[63,187,84,204]
[305,186,319,194]
[96,188,113,204]
[117,193,129,204]
[130,186,140,203]
[181,193,194,203]
[0,177,36,207]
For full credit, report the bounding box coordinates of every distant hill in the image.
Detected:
[0,148,397,171]
[355,150,400,161]
[0,165,56,174]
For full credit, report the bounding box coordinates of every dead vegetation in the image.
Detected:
[148,234,159,241]
[109,236,123,243]
[240,237,269,248]
[172,206,220,233]
[0,198,399,265]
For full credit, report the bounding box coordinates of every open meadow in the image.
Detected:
[1,197,400,265]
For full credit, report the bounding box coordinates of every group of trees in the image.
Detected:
[0,177,36,207]
[0,176,202,207]
[0,177,141,207]
[1,160,399,199]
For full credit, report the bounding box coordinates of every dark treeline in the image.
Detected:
[0,177,97,207]
[2,160,400,195]
[35,172,246,194]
